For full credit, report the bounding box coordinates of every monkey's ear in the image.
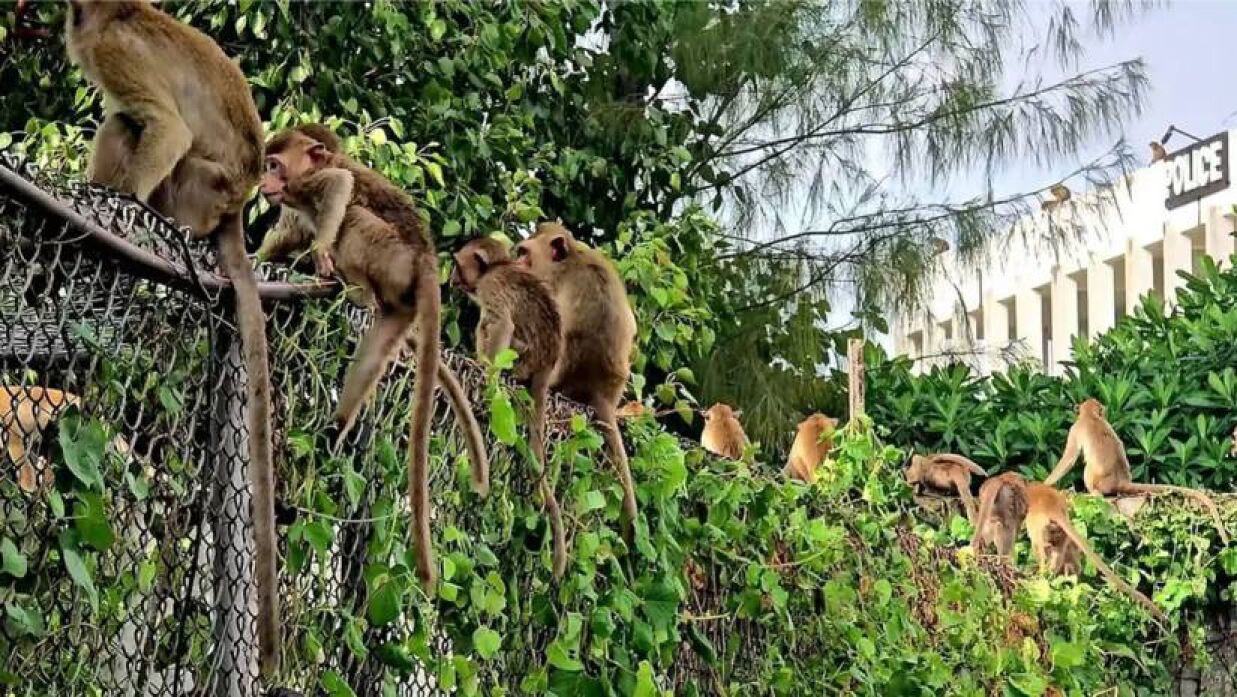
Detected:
[307,142,329,165]
[550,236,570,262]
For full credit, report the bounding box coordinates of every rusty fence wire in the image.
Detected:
[0,156,785,697]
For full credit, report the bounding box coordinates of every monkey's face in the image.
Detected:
[514,225,573,275]
[261,138,326,205]
[451,239,510,293]
[904,455,925,485]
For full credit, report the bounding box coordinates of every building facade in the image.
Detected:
[893,129,1237,375]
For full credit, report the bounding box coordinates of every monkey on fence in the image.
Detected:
[701,403,747,460]
[905,453,988,525]
[1045,398,1228,542]
[451,236,568,578]
[785,413,837,483]
[514,222,640,536]
[64,1,280,673]
[1024,481,1167,622]
[2,386,81,493]
[260,125,495,589]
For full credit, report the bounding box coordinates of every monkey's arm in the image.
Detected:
[285,168,354,276]
[1044,427,1080,487]
[255,207,314,262]
[476,311,516,364]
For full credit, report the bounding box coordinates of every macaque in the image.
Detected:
[1046,398,1228,543]
[2,386,81,493]
[1150,141,1167,164]
[65,1,280,673]
[1024,482,1166,622]
[1041,184,1072,212]
[970,472,1028,558]
[701,403,747,460]
[514,222,640,535]
[451,237,567,578]
[785,413,837,483]
[261,126,487,589]
[904,453,988,524]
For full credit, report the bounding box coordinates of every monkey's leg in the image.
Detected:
[995,525,1016,558]
[952,473,978,525]
[531,378,566,579]
[590,399,638,537]
[334,311,414,447]
[87,114,139,189]
[115,108,192,202]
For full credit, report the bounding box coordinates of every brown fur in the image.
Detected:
[514,222,639,535]
[1024,482,1166,622]
[65,1,279,674]
[785,413,837,483]
[700,403,747,460]
[1040,183,1072,212]
[2,386,82,493]
[905,453,988,524]
[1150,141,1167,164]
[452,237,567,578]
[1046,398,1228,542]
[970,472,1028,558]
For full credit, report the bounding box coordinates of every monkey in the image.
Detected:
[970,472,1028,559]
[1024,481,1167,622]
[785,413,837,483]
[262,127,483,589]
[64,1,281,673]
[700,403,747,460]
[2,386,81,493]
[1045,398,1229,543]
[904,453,988,525]
[1150,141,1167,164]
[258,124,490,495]
[451,236,567,578]
[617,401,649,419]
[1041,183,1072,212]
[514,222,640,536]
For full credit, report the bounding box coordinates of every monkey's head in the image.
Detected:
[261,130,330,205]
[798,413,837,436]
[450,237,511,293]
[703,403,739,424]
[904,454,928,486]
[514,221,575,274]
[1078,398,1105,419]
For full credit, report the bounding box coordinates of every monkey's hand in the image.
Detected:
[313,245,336,278]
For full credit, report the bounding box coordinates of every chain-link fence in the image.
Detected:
[0,157,779,697]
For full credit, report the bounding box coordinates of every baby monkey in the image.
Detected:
[904,453,988,525]
[701,403,747,460]
[451,237,568,578]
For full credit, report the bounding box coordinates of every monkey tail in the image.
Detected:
[214,214,281,676]
[434,361,489,496]
[597,412,638,540]
[409,261,440,588]
[935,453,988,478]
[531,384,567,579]
[1116,483,1228,544]
[1054,513,1167,623]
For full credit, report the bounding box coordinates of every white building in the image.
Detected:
[893,129,1237,375]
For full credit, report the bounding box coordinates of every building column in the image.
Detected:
[1207,205,1236,268]
[1125,242,1155,316]
[1086,257,1116,338]
[1050,270,1077,371]
[1163,226,1193,304]
[1014,286,1043,367]
[983,293,1008,349]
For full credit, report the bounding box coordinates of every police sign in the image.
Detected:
[1165,131,1229,210]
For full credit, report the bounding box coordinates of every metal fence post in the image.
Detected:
[209,322,259,697]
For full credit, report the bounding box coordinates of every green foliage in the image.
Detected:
[868,254,1237,493]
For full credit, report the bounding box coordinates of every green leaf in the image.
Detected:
[343,467,366,510]
[369,582,401,626]
[61,546,98,612]
[546,642,583,672]
[321,670,358,697]
[489,391,518,446]
[633,661,657,697]
[59,416,106,491]
[426,162,445,188]
[472,627,501,660]
[493,348,518,371]
[4,603,44,637]
[0,539,27,579]
[73,492,115,552]
[369,128,388,146]
[303,520,334,556]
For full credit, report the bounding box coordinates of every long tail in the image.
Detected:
[1116,482,1228,544]
[435,361,489,496]
[1054,513,1167,623]
[935,453,988,478]
[409,262,440,588]
[593,404,637,539]
[215,215,280,676]
[531,383,566,578]
[952,472,978,526]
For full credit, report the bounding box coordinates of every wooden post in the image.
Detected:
[848,338,865,422]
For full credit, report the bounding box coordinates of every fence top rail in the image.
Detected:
[0,161,335,303]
